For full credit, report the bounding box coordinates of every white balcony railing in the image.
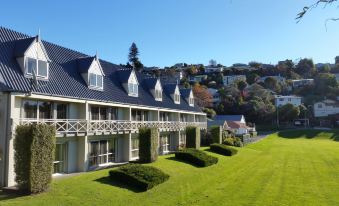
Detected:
[13,119,207,136]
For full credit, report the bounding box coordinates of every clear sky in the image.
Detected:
[1,0,339,67]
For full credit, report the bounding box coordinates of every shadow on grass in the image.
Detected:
[0,190,30,201]
[278,129,339,142]
[94,176,143,193]
[165,156,202,168]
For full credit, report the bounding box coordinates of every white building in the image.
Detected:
[205,66,224,73]
[291,79,314,88]
[275,95,302,107]
[314,100,339,117]
[189,75,208,83]
[223,75,247,86]
[0,27,207,187]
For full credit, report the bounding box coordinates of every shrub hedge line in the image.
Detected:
[14,124,56,194]
[186,126,200,149]
[210,143,238,156]
[174,148,218,167]
[109,164,169,191]
[210,126,222,144]
[139,127,158,163]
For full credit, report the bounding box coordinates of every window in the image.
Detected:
[288,98,291,101]
[131,110,148,121]
[25,57,48,79]
[155,89,162,101]
[89,140,115,167]
[189,97,194,106]
[109,108,118,120]
[22,100,52,119]
[128,83,138,96]
[159,134,170,154]
[160,112,170,121]
[131,137,139,159]
[56,103,68,119]
[318,104,323,108]
[174,93,180,104]
[54,144,67,173]
[179,133,186,148]
[91,107,100,120]
[89,73,103,89]
[180,114,187,122]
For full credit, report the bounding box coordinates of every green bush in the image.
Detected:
[186,126,200,149]
[223,136,243,147]
[14,124,56,193]
[174,148,218,167]
[210,126,222,144]
[210,144,238,156]
[139,127,158,163]
[250,131,258,137]
[109,164,169,191]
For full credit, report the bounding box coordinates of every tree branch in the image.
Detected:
[296,0,338,23]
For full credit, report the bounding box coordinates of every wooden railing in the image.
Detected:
[13,119,207,136]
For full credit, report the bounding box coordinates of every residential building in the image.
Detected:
[223,75,246,86]
[274,95,302,107]
[189,75,208,83]
[208,115,255,135]
[291,79,314,88]
[207,88,220,106]
[0,27,207,187]
[160,70,183,83]
[313,99,339,117]
[205,66,224,73]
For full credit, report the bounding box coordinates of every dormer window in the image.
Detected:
[15,36,50,80]
[174,93,180,104]
[155,89,162,101]
[189,97,194,106]
[128,82,138,96]
[89,73,103,88]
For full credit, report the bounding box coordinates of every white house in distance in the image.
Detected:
[274,95,302,107]
[313,99,339,117]
[189,75,208,83]
[208,115,255,136]
[291,79,314,89]
[205,66,224,73]
[223,75,247,86]
[0,27,207,187]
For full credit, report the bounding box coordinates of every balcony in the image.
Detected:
[12,119,207,137]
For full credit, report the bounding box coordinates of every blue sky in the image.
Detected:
[1,0,339,67]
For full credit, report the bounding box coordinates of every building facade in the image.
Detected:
[223,75,246,86]
[314,100,339,117]
[0,27,207,187]
[274,95,302,107]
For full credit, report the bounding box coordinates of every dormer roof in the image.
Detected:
[77,55,104,75]
[117,69,133,83]
[163,83,177,94]
[14,35,50,61]
[180,88,192,99]
[144,77,158,89]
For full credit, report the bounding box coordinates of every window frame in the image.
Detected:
[25,57,49,79]
[88,73,103,90]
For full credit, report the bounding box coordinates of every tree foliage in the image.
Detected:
[278,104,300,122]
[192,84,213,108]
[128,42,143,71]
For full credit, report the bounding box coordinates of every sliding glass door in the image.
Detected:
[89,139,116,167]
[54,143,67,173]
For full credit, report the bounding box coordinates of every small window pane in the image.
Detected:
[23,100,37,118]
[38,60,48,77]
[97,75,103,88]
[26,58,36,75]
[89,73,97,86]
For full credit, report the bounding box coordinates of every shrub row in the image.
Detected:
[14,124,56,194]
[174,148,218,167]
[210,144,238,156]
[139,127,158,163]
[186,126,200,149]
[109,164,169,191]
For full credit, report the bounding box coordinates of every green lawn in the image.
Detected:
[1,129,339,206]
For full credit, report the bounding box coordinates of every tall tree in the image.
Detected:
[295,58,316,78]
[128,42,143,71]
[192,84,213,108]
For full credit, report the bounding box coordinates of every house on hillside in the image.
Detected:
[257,75,286,84]
[208,115,255,136]
[274,95,302,107]
[205,66,224,73]
[207,88,220,106]
[223,75,246,86]
[291,79,314,89]
[0,27,207,187]
[313,99,339,117]
[189,75,208,83]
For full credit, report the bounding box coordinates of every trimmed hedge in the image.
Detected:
[186,126,200,149]
[250,131,258,137]
[139,127,158,163]
[14,124,56,193]
[174,148,218,167]
[210,143,238,156]
[109,164,169,191]
[210,126,222,144]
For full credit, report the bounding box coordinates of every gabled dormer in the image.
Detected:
[180,88,194,107]
[144,78,162,101]
[164,83,180,104]
[78,55,105,91]
[117,69,139,97]
[15,35,51,80]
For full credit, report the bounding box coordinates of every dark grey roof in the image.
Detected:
[0,26,202,113]
[143,77,158,89]
[117,69,133,83]
[163,83,177,94]
[77,56,95,73]
[213,115,244,121]
[180,88,191,98]
[14,36,36,57]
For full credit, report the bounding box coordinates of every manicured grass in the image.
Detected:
[1,129,339,205]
